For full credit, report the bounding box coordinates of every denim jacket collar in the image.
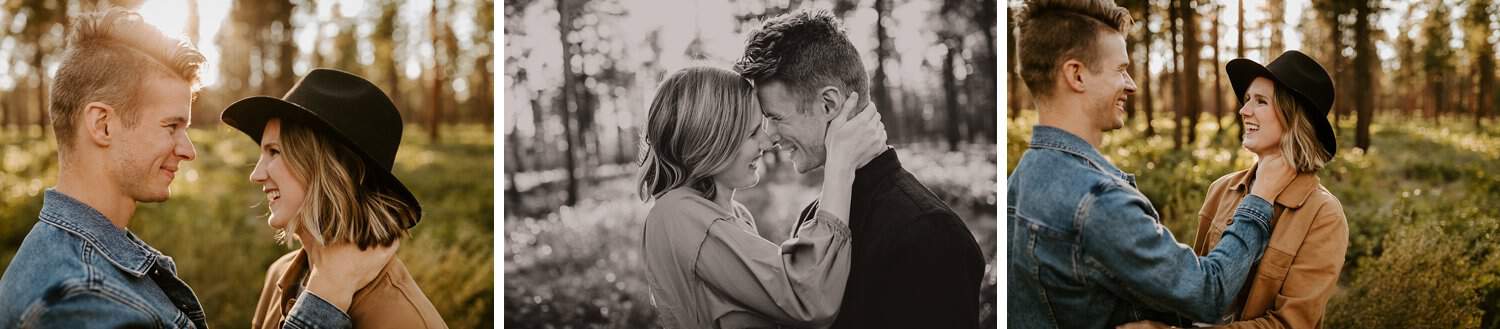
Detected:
[1028,125,1136,185]
[38,189,161,278]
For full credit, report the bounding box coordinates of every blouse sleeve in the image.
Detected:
[692,209,852,327]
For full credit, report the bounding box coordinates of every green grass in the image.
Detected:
[1008,111,1500,328]
[504,144,999,328]
[0,125,494,329]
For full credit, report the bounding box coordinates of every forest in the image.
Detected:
[1007,0,1500,327]
[503,0,1000,326]
[0,0,496,328]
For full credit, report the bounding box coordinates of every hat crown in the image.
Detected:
[280,69,405,171]
[1264,50,1335,115]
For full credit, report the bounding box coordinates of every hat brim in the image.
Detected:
[221,97,424,228]
[1225,59,1338,158]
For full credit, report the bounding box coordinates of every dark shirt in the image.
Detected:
[796,149,986,329]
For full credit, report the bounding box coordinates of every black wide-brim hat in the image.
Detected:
[1227,50,1338,158]
[221,68,422,228]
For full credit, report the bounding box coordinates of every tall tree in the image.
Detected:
[1353,0,1376,150]
[1395,2,1422,116]
[1120,0,1147,122]
[873,0,898,143]
[330,3,363,76]
[1180,0,1202,145]
[373,0,406,118]
[938,0,970,150]
[1169,0,1183,149]
[1008,3,1023,120]
[271,1,297,95]
[1465,0,1496,129]
[556,0,582,206]
[474,0,495,130]
[1309,1,1348,129]
[1266,0,1284,57]
[942,38,962,151]
[428,0,446,140]
[1210,3,1225,136]
[1232,0,1245,137]
[1141,0,1155,136]
[15,0,71,137]
[973,0,998,143]
[1421,0,1455,121]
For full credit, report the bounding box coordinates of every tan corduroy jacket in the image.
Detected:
[1193,167,1348,329]
[252,250,448,329]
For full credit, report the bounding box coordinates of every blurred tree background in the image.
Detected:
[1008,0,1500,327]
[0,0,494,328]
[503,0,998,327]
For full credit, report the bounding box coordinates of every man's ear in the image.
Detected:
[817,86,842,121]
[1061,59,1088,94]
[81,102,115,147]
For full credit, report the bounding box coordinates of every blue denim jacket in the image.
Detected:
[1007,126,1273,328]
[0,189,353,329]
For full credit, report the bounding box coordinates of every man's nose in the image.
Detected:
[178,134,198,161]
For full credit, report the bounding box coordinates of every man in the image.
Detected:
[735,9,986,328]
[0,9,389,328]
[1007,0,1296,327]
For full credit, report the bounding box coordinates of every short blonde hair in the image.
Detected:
[50,8,204,149]
[1016,0,1134,98]
[277,119,415,249]
[638,67,759,201]
[1273,87,1333,173]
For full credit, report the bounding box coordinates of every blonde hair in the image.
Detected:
[1016,0,1133,98]
[638,66,759,201]
[51,8,204,149]
[1272,87,1332,173]
[277,120,415,249]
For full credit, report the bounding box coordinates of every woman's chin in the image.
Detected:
[735,177,761,190]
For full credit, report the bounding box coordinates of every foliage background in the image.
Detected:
[0,125,495,328]
[1007,111,1500,328]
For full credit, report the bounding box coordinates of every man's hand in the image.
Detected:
[1250,154,1296,201]
[304,240,400,312]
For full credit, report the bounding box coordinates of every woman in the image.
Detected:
[222,69,447,329]
[639,66,886,328]
[1125,51,1349,329]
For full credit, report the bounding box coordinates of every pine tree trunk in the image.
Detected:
[1181,0,1201,145]
[1354,0,1374,151]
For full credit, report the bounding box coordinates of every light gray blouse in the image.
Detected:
[642,187,852,329]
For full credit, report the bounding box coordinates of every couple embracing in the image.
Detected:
[1009,0,1349,328]
[0,9,443,328]
[638,9,987,329]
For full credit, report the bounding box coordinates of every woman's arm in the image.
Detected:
[694,211,852,325]
[814,91,886,224]
[688,92,886,326]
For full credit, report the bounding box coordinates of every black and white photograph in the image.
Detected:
[502,0,1000,327]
